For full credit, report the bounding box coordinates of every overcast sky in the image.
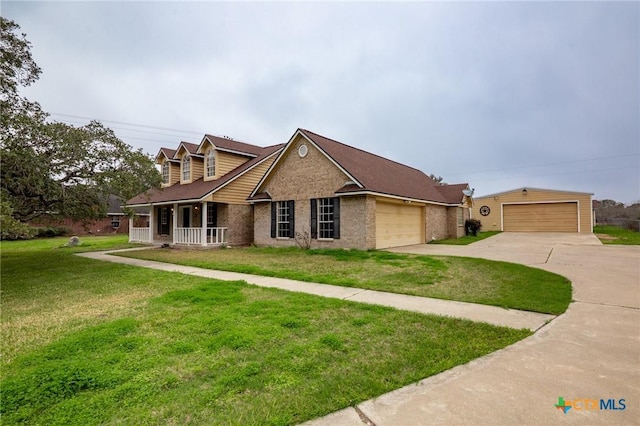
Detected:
[4,1,639,203]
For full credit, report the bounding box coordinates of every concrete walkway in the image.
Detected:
[303,233,640,425]
[77,249,553,331]
[78,233,640,425]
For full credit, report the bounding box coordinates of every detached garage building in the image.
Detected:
[473,188,593,233]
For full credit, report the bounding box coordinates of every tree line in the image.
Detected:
[1,18,161,239]
[593,199,640,226]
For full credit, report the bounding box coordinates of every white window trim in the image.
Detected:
[276,201,291,238]
[318,198,335,239]
[206,150,216,178]
[182,155,191,182]
[162,161,170,184]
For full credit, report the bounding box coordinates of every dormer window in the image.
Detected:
[162,161,170,184]
[182,155,191,181]
[206,150,216,178]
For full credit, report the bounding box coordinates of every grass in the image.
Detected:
[1,236,530,425]
[429,231,501,245]
[0,234,140,253]
[594,225,640,245]
[120,246,571,315]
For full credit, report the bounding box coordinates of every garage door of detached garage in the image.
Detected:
[503,202,578,232]
[376,201,423,249]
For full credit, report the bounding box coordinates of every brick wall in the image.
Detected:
[424,204,448,241]
[253,135,376,249]
[29,215,146,236]
[227,204,253,245]
[446,207,470,238]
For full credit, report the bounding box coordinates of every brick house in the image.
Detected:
[249,129,471,249]
[29,194,148,236]
[125,135,283,246]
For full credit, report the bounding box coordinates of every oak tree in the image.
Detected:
[1,17,161,225]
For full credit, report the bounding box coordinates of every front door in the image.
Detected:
[157,207,170,235]
[207,202,217,227]
[181,206,191,228]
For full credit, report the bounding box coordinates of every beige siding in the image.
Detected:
[213,158,275,205]
[473,188,593,233]
[161,162,180,187]
[169,163,180,185]
[375,199,424,249]
[191,158,204,181]
[217,151,251,177]
[503,203,578,232]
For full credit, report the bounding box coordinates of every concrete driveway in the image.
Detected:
[306,233,640,425]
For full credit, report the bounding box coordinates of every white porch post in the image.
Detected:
[148,206,154,243]
[201,201,208,246]
[128,217,134,242]
[172,203,178,245]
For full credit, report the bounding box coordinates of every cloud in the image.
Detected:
[4,0,639,203]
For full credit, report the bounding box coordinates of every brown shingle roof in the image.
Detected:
[202,135,264,157]
[435,183,469,204]
[299,129,467,205]
[127,144,283,206]
[156,147,178,163]
[177,142,200,157]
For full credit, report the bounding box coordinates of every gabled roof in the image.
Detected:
[252,128,468,206]
[476,187,594,199]
[155,147,179,163]
[435,183,471,204]
[108,194,149,216]
[175,141,202,158]
[126,144,284,206]
[198,134,263,157]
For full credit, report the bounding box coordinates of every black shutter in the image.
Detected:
[310,199,317,239]
[288,200,295,238]
[157,207,162,234]
[333,197,340,239]
[270,202,277,238]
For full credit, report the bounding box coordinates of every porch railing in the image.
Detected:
[206,227,227,245]
[129,227,151,243]
[174,227,228,246]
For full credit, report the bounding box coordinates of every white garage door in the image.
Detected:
[503,203,578,232]
[376,201,423,249]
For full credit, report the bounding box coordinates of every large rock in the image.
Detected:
[68,236,81,247]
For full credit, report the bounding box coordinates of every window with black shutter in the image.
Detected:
[271,201,295,238]
[310,197,340,239]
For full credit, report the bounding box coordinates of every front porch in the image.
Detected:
[129,225,228,246]
[128,201,230,247]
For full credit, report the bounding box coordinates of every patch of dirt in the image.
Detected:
[596,233,618,241]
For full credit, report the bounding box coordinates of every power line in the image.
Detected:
[49,112,203,135]
[51,117,199,142]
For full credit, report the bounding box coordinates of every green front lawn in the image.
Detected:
[429,231,501,245]
[594,225,640,245]
[1,237,529,425]
[120,246,571,315]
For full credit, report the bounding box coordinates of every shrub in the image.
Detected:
[33,226,72,238]
[465,218,482,236]
[0,200,37,240]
